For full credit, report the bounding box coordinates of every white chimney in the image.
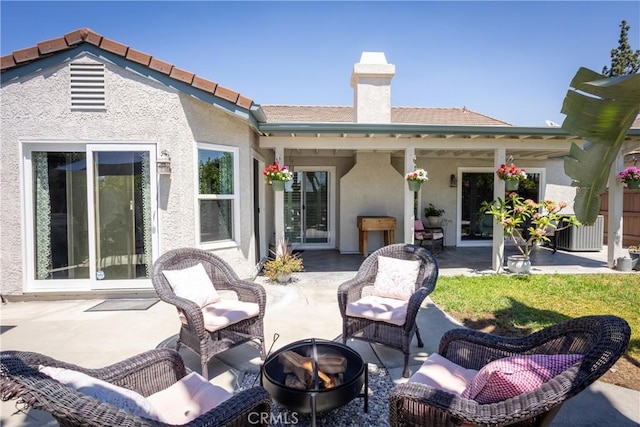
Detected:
[350,52,395,123]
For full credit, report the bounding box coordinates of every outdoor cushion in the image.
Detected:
[184,299,260,332]
[409,353,479,396]
[462,353,584,404]
[345,295,408,326]
[39,365,158,419]
[147,372,232,424]
[162,263,221,308]
[372,255,421,301]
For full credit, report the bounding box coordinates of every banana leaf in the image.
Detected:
[561,67,640,224]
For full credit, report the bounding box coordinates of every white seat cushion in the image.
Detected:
[345,295,408,326]
[409,353,478,396]
[162,263,221,308]
[372,255,421,301]
[147,372,232,424]
[197,300,260,332]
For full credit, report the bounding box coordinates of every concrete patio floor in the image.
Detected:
[1,245,638,426]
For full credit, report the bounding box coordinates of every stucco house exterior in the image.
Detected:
[2,28,639,299]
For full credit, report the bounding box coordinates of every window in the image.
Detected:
[196,144,239,246]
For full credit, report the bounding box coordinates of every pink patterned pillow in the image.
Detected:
[372,256,421,301]
[461,354,583,404]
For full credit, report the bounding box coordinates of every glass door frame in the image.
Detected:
[287,166,336,250]
[22,141,159,292]
[455,167,545,247]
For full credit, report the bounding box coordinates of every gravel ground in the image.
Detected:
[240,364,393,427]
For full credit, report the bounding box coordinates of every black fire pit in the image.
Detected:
[261,338,367,426]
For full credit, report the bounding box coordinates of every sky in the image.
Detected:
[1,1,639,127]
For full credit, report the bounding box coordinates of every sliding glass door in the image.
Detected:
[26,143,157,291]
[284,167,335,248]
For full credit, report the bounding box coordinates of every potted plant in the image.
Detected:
[628,245,640,270]
[263,238,304,283]
[424,203,445,226]
[482,193,580,274]
[405,168,429,192]
[617,166,640,190]
[496,163,527,191]
[263,162,293,191]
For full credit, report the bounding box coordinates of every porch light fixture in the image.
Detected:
[450,174,457,187]
[157,149,171,175]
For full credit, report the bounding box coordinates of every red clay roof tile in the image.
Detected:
[99,37,128,56]
[37,37,69,55]
[170,67,195,84]
[125,48,152,66]
[192,76,218,93]
[1,54,16,70]
[214,86,240,103]
[2,27,253,110]
[149,57,173,75]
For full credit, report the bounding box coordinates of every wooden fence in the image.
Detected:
[600,189,640,246]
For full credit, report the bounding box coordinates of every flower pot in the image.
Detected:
[505,180,519,191]
[626,181,640,190]
[507,255,531,274]
[427,216,440,226]
[271,180,285,191]
[407,180,422,192]
[630,252,640,270]
[275,273,292,283]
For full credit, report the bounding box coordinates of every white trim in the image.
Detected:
[21,141,159,292]
[251,149,267,261]
[195,142,241,250]
[288,166,336,250]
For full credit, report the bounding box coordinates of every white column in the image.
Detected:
[607,151,625,268]
[493,150,506,272]
[274,148,285,243]
[405,147,416,243]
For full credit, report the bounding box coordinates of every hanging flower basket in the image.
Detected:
[263,162,293,191]
[618,166,640,190]
[405,168,428,192]
[505,179,520,191]
[271,180,285,191]
[496,163,527,190]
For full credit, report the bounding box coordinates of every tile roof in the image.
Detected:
[260,105,512,126]
[0,28,253,110]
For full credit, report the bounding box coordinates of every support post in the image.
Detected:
[492,149,506,272]
[607,151,625,268]
[405,147,417,244]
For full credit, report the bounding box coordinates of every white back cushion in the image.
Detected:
[162,263,221,308]
[39,366,157,419]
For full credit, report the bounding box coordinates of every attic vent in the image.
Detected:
[70,62,105,110]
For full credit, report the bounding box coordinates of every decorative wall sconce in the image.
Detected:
[157,149,172,175]
[450,174,457,187]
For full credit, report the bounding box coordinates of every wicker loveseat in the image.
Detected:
[389,315,631,427]
[0,348,272,426]
[338,243,438,378]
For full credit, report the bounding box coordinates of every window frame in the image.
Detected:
[195,142,240,249]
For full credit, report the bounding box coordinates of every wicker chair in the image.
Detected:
[337,244,438,378]
[0,349,272,426]
[152,248,266,379]
[389,315,631,427]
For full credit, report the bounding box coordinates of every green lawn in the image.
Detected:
[430,274,640,358]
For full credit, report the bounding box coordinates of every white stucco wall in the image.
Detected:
[339,152,404,253]
[1,54,258,295]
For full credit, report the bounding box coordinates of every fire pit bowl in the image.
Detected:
[261,338,367,416]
